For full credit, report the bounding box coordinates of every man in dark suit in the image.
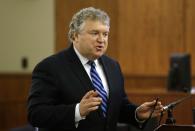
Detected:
[27,7,163,131]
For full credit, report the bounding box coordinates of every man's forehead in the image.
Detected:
[82,20,110,31]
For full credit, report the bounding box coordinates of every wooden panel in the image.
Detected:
[0,74,31,131]
[125,76,195,92]
[124,76,166,89]
[0,74,31,102]
[185,0,195,75]
[0,103,28,129]
[55,0,119,58]
[118,0,184,76]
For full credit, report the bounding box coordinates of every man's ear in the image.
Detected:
[72,33,79,42]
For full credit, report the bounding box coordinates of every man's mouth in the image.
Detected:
[96,45,104,50]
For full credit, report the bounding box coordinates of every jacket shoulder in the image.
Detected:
[33,49,67,72]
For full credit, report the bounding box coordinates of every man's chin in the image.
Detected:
[91,54,103,60]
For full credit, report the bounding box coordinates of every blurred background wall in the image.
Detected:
[0,0,195,130]
[0,0,54,130]
[0,0,54,73]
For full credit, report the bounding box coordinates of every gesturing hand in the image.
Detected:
[79,90,102,117]
[136,100,164,121]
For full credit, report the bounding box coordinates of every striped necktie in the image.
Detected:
[88,61,108,117]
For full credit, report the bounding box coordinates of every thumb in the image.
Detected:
[144,100,156,107]
[83,90,95,99]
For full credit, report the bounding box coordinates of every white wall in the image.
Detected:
[0,0,55,73]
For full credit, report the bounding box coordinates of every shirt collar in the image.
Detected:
[73,46,98,66]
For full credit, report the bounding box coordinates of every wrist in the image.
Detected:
[75,103,85,123]
[135,107,146,122]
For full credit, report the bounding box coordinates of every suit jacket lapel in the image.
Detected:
[99,57,112,99]
[62,45,94,92]
[99,56,119,120]
[100,56,117,95]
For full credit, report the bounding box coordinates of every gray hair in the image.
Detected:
[68,7,110,42]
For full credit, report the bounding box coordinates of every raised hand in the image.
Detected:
[136,100,164,121]
[79,90,102,117]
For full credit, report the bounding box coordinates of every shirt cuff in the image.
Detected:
[75,103,86,127]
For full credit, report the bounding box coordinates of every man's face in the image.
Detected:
[73,20,109,60]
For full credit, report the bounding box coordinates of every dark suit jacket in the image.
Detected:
[27,45,140,131]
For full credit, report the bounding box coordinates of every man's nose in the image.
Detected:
[97,34,104,42]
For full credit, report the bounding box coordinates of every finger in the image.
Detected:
[152,112,161,117]
[154,109,163,117]
[156,101,161,105]
[91,90,99,97]
[154,104,164,111]
[87,90,99,99]
[154,109,162,114]
[83,90,95,99]
[154,104,162,109]
[147,100,162,107]
[87,101,101,108]
[87,106,99,112]
[90,97,102,102]
[153,109,164,115]
[156,102,163,107]
[143,101,156,107]
[83,101,101,112]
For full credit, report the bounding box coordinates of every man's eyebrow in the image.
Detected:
[88,29,99,32]
[92,30,109,32]
[87,29,109,34]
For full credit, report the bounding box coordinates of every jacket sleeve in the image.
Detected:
[27,58,76,130]
[115,61,142,128]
